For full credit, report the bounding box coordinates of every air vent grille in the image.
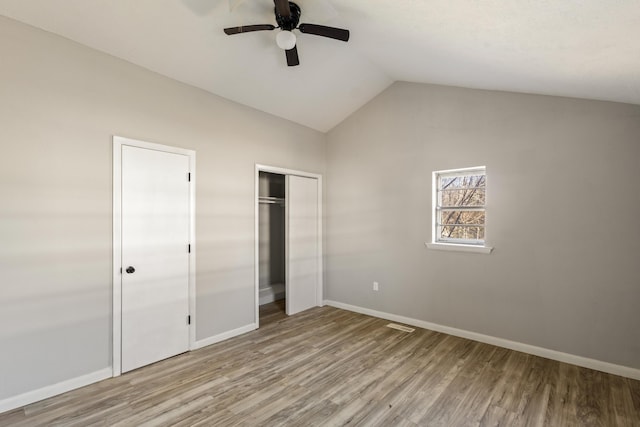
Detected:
[386,323,415,333]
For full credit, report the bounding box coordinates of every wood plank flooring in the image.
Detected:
[259,299,287,327]
[1,305,639,426]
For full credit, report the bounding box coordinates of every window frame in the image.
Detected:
[429,166,493,254]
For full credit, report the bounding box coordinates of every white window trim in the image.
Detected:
[429,166,493,254]
[425,242,493,254]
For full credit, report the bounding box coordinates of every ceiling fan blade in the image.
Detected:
[224,24,275,35]
[298,23,349,42]
[285,46,300,66]
[274,0,291,19]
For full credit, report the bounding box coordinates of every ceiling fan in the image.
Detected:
[223,0,350,66]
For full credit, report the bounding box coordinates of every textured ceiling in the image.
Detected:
[1,0,639,132]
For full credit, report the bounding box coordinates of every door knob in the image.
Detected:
[125,266,136,274]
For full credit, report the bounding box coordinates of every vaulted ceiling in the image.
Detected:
[1,0,639,132]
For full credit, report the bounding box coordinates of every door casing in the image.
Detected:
[112,136,196,377]
[254,164,323,326]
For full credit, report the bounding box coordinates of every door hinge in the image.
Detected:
[188,244,191,253]
[187,315,191,325]
[188,172,191,182]
[120,267,122,274]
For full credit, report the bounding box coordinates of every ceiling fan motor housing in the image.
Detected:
[275,1,301,30]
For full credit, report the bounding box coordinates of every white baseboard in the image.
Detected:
[0,323,258,415]
[0,368,112,414]
[259,284,285,306]
[324,300,640,381]
[193,323,257,350]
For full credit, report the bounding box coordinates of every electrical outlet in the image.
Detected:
[373,281,379,291]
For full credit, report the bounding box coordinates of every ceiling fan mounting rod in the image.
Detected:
[275,1,301,31]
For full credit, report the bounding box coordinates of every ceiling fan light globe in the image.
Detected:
[276,30,297,50]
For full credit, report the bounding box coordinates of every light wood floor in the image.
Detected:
[2,305,639,426]
[259,299,287,327]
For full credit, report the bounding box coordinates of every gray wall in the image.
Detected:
[0,16,325,400]
[326,81,640,370]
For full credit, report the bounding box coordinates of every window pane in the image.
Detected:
[440,225,485,240]
[439,174,485,191]
[434,167,486,245]
[439,211,485,226]
[439,188,485,207]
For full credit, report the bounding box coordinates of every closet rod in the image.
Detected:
[259,196,285,203]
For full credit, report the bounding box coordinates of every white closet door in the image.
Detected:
[121,146,190,373]
[286,175,319,315]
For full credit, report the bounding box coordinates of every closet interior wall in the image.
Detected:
[258,172,286,305]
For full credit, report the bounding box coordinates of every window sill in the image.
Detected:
[425,242,493,254]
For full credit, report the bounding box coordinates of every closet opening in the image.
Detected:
[255,164,323,329]
[258,171,287,326]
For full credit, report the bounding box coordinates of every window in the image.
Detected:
[432,166,488,250]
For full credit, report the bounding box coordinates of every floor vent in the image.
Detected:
[386,323,415,333]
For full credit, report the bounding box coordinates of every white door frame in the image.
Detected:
[112,136,196,377]
[254,164,323,326]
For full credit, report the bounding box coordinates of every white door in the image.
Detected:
[121,145,190,373]
[286,175,319,315]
